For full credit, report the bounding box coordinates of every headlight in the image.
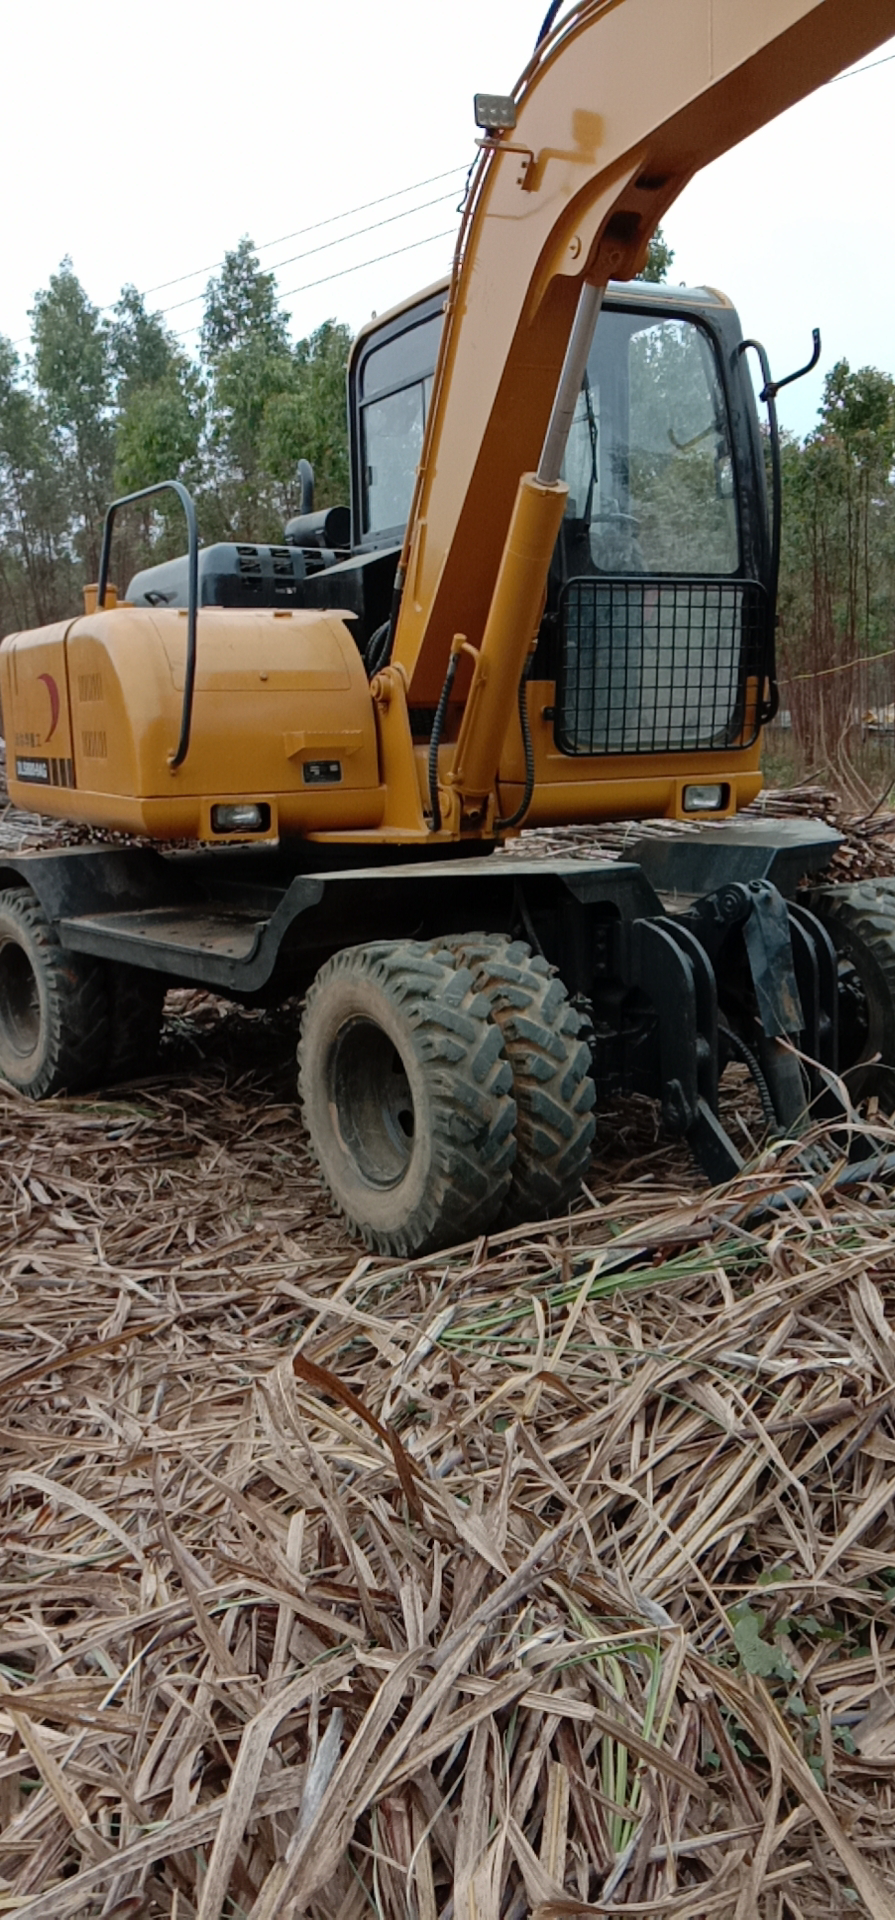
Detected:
[682,784,727,813]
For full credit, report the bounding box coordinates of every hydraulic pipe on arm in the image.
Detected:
[389,0,895,835]
[445,283,605,826]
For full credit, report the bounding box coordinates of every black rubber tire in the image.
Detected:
[847,877,895,910]
[105,967,166,1082]
[297,940,516,1256]
[808,881,895,1093]
[435,934,596,1226]
[0,886,110,1098]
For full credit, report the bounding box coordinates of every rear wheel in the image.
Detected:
[297,939,516,1256]
[808,881,895,1095]
[0,886,110,1098]
[434,935,596,1226]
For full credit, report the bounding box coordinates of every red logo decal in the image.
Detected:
[37,673,60,742]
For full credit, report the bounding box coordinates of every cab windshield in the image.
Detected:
[564,309,739,575]
[557,310,753,757]
[357,302,739,573]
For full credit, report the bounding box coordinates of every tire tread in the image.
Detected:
[434,934,596,1227]
[0,886,110,1098]
[808,881,895,1084]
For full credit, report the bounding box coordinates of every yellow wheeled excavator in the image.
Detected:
[3,0,895,1253]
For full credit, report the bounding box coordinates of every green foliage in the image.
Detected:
[0,242,350,637]
[114,378,202,497]
[201,237,291,360]
[0,336,76,628]
[636,226,674,283]
[198,242,349,539]
[776,357,895,788]
[109,289,205,575]
[261,321,351,513]
[29,260,115,576]
[729,1602,794,1680]
[822,359,895,464]
[31,260,111,440]
[110,285,186,400]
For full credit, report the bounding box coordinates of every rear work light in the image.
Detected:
[210,803,271,834]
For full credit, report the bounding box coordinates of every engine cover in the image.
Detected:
[0,605,381,842]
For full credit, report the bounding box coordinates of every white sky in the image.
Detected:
[2,1,894,442]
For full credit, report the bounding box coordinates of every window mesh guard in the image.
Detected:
[556,576,769,757]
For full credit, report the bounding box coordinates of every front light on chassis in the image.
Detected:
[682,784,728,813]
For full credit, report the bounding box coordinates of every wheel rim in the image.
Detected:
[328,1017,416,1188]
[0,937,41,1058]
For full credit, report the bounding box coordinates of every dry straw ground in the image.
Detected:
[3,777,895,1918]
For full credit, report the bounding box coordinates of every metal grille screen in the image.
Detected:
[556,577,768,756]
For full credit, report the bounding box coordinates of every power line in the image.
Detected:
[141,164,468,298]
[132,35,895,339]
[7,45,895,350]
[831,49,895,81]
[281,228,456,304]
[171,228,457,340]
[156,191,460,320]
[6,164,468,349]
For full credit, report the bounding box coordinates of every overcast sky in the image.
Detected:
[3,1,894,441]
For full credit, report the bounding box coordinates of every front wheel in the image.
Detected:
[0,887,110,1098]
[297,940,516,1256]
[433,935,596,1226]
[808,881,895,1095]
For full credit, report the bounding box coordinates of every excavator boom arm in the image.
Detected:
[392,0,895,731]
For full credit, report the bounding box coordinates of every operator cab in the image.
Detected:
[349,279,773,759]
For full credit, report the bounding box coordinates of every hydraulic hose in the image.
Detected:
[495,668,536,832]
[428,652,460,833]
[719,1022,777,1132]
[365,619,392,678]
[536,0,564,45]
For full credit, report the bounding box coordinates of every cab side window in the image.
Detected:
[358,317,441,541]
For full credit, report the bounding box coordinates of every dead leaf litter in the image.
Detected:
[3,776,895,1915]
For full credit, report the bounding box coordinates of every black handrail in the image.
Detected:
[96,480,199,770]
[737,339,782,634]
[735,330,820,726]
[737,328,822,622]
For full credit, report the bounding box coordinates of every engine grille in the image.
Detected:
[236,545,262,578]
[555,576,769,757]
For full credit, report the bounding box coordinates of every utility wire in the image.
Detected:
[6,165,468,349]
[157,191,460,319]
[282,224,454,302]
[171,227,457,339]
[830,49,895,81]
[141,165,468,298]
[7,47,895,349]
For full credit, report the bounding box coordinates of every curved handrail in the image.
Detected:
[736,330,821,726]
[96,479,199,770]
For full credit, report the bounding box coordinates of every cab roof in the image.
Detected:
[350,275,733,359]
